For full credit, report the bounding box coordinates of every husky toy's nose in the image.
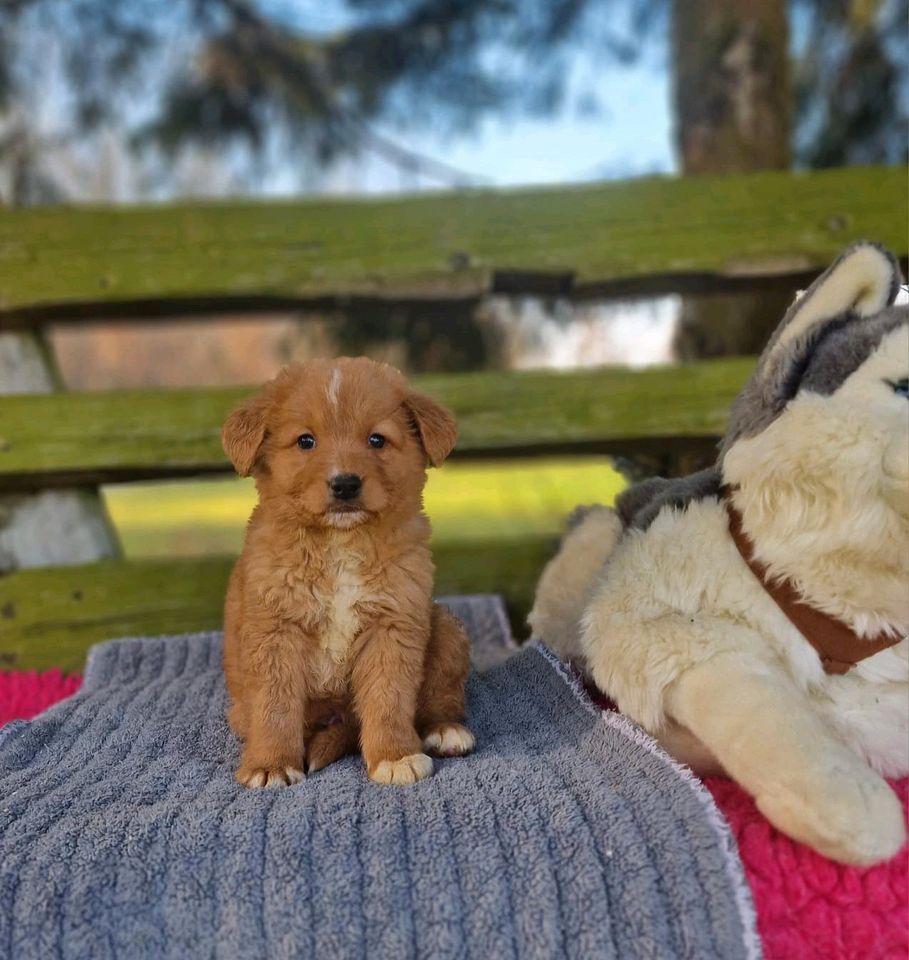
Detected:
[330,473,362,500]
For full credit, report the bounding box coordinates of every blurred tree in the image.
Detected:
[0,0,906,203]
[794,0,909,167]
[673,0,791,172]
[670,0,790,364]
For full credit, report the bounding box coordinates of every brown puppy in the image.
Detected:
[221,357,474,788]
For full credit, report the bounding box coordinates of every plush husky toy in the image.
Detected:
[531,241,909,866]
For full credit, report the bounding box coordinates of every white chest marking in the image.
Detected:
[311,553,364,691]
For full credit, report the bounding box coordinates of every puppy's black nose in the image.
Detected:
[330,473,362,500]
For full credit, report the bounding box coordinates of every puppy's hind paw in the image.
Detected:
[369,753,433,786]
[307,723,357,773]
[422,723,475,758]
[237,765,304,789]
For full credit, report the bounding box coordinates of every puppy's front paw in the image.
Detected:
[237,764,304,789]
[369,753,433,786]
[422,723,475,757]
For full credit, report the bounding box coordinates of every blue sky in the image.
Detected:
[265,1,676,194]
[393,60,674,189]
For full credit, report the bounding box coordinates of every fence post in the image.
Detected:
[0,330,121,570]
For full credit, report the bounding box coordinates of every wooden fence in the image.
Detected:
[1,164,906,670]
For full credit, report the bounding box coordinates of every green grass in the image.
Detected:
[103,458,625,557]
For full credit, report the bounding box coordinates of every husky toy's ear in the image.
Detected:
[763,241,900,370]
[721,242,902,455]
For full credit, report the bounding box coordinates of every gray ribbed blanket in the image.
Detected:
[0,596,758,960]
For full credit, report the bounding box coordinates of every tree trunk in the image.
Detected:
[664,0,793,476]
[0,331,121,571]
[673,0,791,172]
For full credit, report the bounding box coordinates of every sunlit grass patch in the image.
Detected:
[104,458,625,557]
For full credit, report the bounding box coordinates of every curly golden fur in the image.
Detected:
[222,357,473,788]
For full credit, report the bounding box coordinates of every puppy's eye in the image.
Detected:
[368,433,385,449]
[297,434,316,450]
[889,378,909,399]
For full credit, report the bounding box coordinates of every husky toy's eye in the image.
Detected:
[368,433,385,449]
[889,379,909,399]
[297,434,316,450]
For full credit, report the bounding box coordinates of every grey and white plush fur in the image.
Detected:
[530,241,909,866]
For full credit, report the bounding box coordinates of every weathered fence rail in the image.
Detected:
[1,166,904,323]
[0,537,552,673]
[0,359,752,489]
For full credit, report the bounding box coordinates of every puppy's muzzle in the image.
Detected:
[329,473,362,501]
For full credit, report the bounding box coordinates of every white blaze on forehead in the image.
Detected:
[327,367,342,408]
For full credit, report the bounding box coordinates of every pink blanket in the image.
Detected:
[0,668,81,726]
[2,668,907,958]
[706,776,908,959]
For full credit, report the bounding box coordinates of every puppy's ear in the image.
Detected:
[222,392,270,477]
[404,390,458,467]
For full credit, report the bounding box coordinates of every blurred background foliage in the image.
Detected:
[0,0,905,203]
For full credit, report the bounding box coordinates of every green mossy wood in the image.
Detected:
[1,166,906,321]
[0,359,753,489]
[0,538,552,671]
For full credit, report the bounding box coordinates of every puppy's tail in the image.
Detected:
[528,505,623,670]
